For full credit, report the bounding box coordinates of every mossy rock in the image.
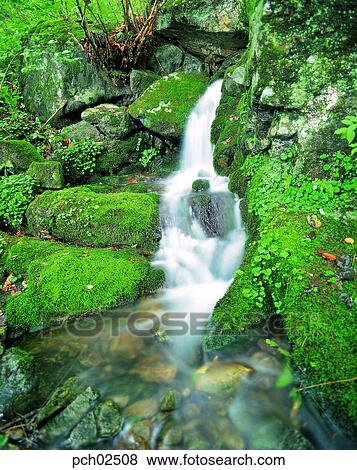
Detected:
[27,161,64,189]
[81,104,137,139]
[3,237,165,331]
[0,140,44,173]
[21,38,130,127]
[130,69,160,95]
[26,186,161,249]
[192,179,210,192]
[129,72,208,139]
[96,135,142,174]
[59,121,103,142]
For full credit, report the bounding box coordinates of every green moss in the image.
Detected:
[192,179,210,192]
[26,186,160,250]
[129,72,208,139]
[0,140,44,173]
[96,136,141,174]
[27,161,64,189]
[3,237,164,331]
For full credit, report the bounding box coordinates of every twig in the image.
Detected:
[0,410,38,433]
[44,100,68,126]
[296,376,357,392]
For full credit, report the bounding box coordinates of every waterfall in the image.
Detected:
[152,80,247,356]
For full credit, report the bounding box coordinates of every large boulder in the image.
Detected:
[130,69,160,95]
[26,186,161,248]
[0,347,37,417]
[4,236,165,330]
[21,39,130,127]
[129,72,208,139]
[156,0,248,61]
[148,44,206,75]
[0,140,44,173]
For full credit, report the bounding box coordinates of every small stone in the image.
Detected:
[193,362,252,396]
[159,420,183,448]
[160,389,179,412]
[124,398,159,418]
[95,399,123,439]
[124,419,152,450]
[338,293,355,309]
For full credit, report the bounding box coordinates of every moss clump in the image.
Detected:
[3,237,164,331]
[129,72,208,139]
[26,187,160,250]
[192,179,210,192]
[0,140,44,173]
[27,161,64,189]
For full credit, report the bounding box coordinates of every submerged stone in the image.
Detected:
[193,362,252,396]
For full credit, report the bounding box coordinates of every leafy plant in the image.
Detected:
[57,139,102,180]
[139,147,158,168]
[334,115,357,154]
[0,174,37,230]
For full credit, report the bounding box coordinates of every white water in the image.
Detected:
[152,80,247,357]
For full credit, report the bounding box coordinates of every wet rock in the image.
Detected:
[131,355,177,383]
[184,432,210,450]
[112,394,130,408]
[160,389,179,412]
[189,193,236,237]
[182,402,201,420]
[27,161,64,189]
[0,347,37,417]
[281,429,314,450]
[40,386,99,443]
[37,376,84,424]
[192,179,210,192]
[95,399,123,439]
[65,411,97,449]
[81,104,136,139]
[158,420,183,448]
[149,44,185,75]
[109,332,144,360]
[124,398,159,419]
[193,362,252,396]
[124,418,152,450]
[338,293,355,309]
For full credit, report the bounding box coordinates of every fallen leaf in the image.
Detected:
[15,230,25,237]
[344,238,354,245]
[86,284,94,290]
[317,249,337,262]
[128,177,137,184]
[307,214,322,229]
[2,273,15,292]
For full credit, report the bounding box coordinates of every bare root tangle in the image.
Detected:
[75,0,169,71]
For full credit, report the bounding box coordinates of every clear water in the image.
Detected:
[14,82,350,450]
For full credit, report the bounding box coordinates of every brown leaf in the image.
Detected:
[317,250,337,262]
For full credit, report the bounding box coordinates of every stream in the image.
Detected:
[14,81,350,450]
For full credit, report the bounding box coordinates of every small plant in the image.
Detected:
[57,139,102,180]
[334,115,357,154]
[139,147,158,168]
[0,174,37,230]
[0,160,14,176]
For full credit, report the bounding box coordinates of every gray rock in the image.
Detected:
[156,0,248,60]
[60,121,103,142]
[40,386,99,443]
[149,45,185,75]
[0,348,37,417]
[21,40,131,127]
[65,411,97,449]
[81,104,136,139]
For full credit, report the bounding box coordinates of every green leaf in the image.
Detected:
[276,364,294,388]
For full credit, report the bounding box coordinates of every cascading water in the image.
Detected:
[152,80,246,359]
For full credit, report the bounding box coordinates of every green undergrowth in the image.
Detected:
[26,186,160,250]
[2,236,164,331]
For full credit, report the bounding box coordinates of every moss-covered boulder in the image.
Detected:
[27,161,64,189]
[59,121,103,142]
[96,136,142,174]
[21,36,130,127]
[3,237,165,331]
[0,140,44,173]
[129,72,208,139]
[81,104,137,139]
[157,0,248,60]
[26,187,160,249]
